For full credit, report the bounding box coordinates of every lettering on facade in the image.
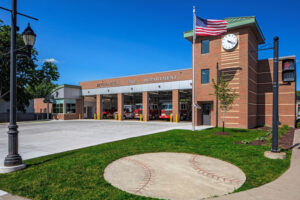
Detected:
[144,75,177,83]
[96,75,177,88]
[127,80,136,84]
[96,81,120,88]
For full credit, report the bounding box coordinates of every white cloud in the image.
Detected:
[43,58,58,63]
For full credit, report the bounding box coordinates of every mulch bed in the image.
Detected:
[234,140,267,146]
[256,126,272,132]
[214,132,231,136]
[234,128,295,148]
[280,128,295,149]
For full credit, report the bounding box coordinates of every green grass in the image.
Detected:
[0,128,291,200]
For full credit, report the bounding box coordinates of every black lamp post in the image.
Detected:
[22,23,36,58]
[2,0,37,170]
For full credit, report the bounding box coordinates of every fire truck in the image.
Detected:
[159,101,191,120]
[113,105,135,119]
[134,103,159,119]
[159,102,172,119]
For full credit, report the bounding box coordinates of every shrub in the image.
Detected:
[297,120,300,128]
[256,136,267,141]
[241,139,251,144]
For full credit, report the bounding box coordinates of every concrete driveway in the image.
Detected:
[0,120,210,163]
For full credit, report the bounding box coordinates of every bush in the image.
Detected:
[241,139,251,144]
[297,120,300,128]
[256,136,267,141]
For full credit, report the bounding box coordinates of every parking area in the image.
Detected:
[0,120,210,163]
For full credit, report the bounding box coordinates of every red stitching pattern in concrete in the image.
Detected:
[123,157,154,194]
[189,155,244,185]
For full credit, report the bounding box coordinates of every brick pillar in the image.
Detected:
[117,93,124,120]
[76,97,83,119]
[96,95,103,120]
[142,91,149,121]
[172,90,180,122]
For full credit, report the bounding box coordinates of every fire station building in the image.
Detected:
[36,16,296,129]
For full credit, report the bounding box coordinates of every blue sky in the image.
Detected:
[0,0,299,90]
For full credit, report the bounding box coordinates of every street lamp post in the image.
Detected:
[0,0,37,172]
[271,36,279,153]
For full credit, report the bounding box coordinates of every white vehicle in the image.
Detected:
[114,105,135,119]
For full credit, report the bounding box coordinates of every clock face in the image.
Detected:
[222,34,238,51]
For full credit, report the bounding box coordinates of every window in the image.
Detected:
[66,103,76,113]
[201,39,209,54]
[44,108,47,113]
[201,69,210,84]
[53,102,63,113]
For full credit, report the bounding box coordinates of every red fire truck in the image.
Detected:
[134,103,159,120]
[159,101,191,120]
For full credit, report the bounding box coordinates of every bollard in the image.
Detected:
[119,114,122,121]
[94,113,97,120]
[115,114,118,120]
[97,113,100,120]
[144,114,147,122]
[170,115,173,123]
[140,114,142,122]
[176,114,178,123]
[79,113,81,120]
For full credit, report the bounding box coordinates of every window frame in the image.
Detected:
[201,69,210,84]
[201,39,210,54]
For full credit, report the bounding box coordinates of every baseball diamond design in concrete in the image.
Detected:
[104,152,246,200]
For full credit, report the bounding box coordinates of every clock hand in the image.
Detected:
[227,40,234,44]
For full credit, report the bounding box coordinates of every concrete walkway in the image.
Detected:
[212,129,300,200]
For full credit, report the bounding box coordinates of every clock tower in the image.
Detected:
[184,16,266,129]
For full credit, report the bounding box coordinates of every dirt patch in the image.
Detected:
[234,140,267,146]
[214,132,231,136]
[280,128,295,149]
[256,126,272,132]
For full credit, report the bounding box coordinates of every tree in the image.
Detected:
[211,73,238,133]
[0,21,59,112]
[26,62,59,98]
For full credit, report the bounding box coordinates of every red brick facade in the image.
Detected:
[33,98,52,114]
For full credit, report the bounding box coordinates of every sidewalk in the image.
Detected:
[212,129,300,200]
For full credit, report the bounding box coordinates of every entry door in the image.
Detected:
[87,107,93,119]
[202,104,211,125]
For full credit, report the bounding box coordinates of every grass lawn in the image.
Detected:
[0,127,291,200]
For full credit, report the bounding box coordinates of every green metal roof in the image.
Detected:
[51,84,81,93]
[184,16,265,44]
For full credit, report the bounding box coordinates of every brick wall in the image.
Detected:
[257,57,296,127]
[33,98,52,114]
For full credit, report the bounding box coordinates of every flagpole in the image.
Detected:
[192,6,196,131]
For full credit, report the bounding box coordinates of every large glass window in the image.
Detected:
[53,103,63,113]
[201,69,210,84]
[201,39,209,54]
[66,103,76,113]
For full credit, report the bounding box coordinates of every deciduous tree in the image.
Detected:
[211,73,238,133]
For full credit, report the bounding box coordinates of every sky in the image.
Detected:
[0,0,299,90]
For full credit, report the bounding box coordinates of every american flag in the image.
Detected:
[195,17,227,36]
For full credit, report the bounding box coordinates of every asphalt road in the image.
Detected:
[0,120,209,164]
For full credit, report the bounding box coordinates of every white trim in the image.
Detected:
[82,80,192,96]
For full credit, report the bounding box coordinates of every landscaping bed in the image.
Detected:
[0,128,292,200]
